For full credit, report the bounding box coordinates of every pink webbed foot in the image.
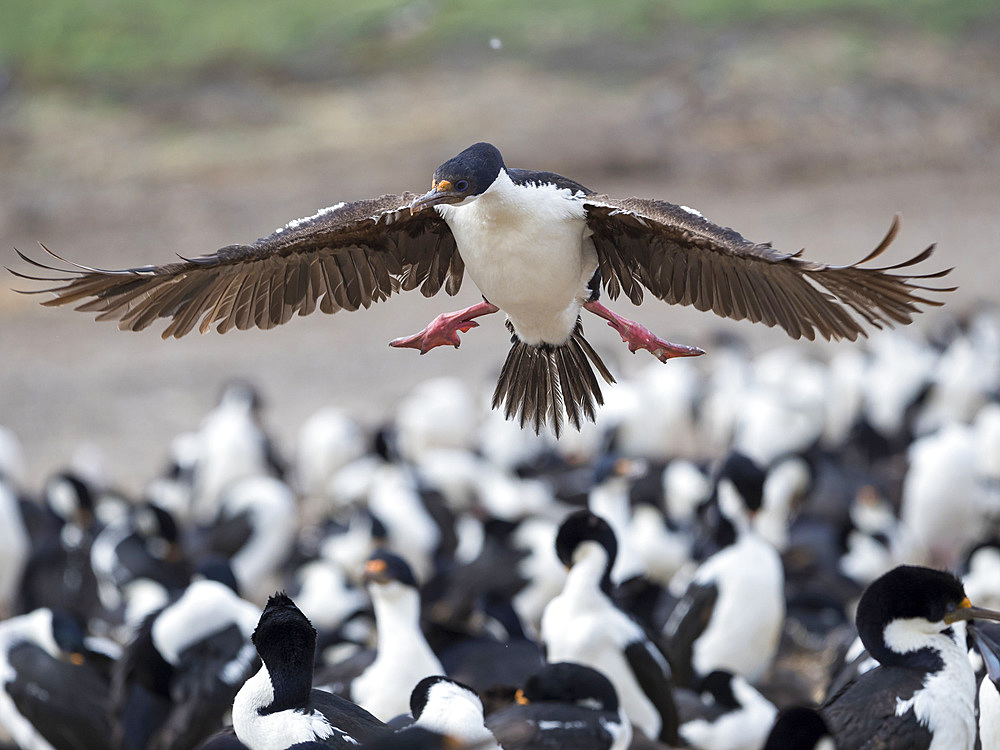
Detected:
[389,301,499,354]
[584,300,705,363]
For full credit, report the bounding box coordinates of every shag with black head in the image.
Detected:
[12,142,953,437]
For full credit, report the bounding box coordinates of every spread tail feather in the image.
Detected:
[492,318,616,437]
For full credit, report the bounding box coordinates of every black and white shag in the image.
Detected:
[11,142,952,435]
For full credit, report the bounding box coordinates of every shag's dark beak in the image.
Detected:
[943,597,1000,625]
[410,180,465,214]
[969,621,1000,685]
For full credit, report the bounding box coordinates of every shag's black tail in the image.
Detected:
[492,318,616,437]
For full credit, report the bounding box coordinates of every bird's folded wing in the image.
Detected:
[584,196,954,341]
[9,193,464,339]
[820,669,933,749]
[6,642,116,750]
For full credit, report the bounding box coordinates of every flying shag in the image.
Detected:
[10,142,953,435]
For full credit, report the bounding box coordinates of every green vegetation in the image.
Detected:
[1,0,995,84]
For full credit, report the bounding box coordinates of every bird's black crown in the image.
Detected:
[715,451,766,513]
[859,565,966,630]
[523,662,619,712]
[432,142,505,198]
[252,591,317,668]
[363,549,419,588]
[555,510,618,570]
[409,675,479,720]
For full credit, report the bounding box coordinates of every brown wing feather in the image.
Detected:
[585,197,954,342]
[10,193,462,339]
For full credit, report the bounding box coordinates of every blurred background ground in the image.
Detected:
[1,0,998,490]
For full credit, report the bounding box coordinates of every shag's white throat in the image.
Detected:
[232,665,347,750]
[886,620,976,750]
[541,541,663,740]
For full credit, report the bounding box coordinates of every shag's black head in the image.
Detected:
[362,549,419,588]
[194,554,241,594]
[555,511,617,597]
[410,142,505,214]
[856,565,1000,668]
[218,378,264,414]
[251,592,316,713]
[409,675,480,720]
[555,510,617,570]
[693,670,739,710]
[134,502,180,544]
[763,706,832,750]
[252,592,316,670]
[715,451,765,513]
[521,662,619,712]
[592,455,647,487]
[45,471,95,520]
[50,609,88,655]
[858,566,964,641]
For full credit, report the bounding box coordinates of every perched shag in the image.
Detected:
[232,592,389,750]
[540,510,680,745]
[0,608,115,750]
[665,452,784,686]
[11,142,952,435]
[821,565,1000,750]
[762,707,834,750]
[486,662,631,750]
[112,578,260,750]
[350,551,444,722]
[676,669,777,750]
[18,471,102,621]
[401,676,500,749]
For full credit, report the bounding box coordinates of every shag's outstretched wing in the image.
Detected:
[585,198,953,341]
[10,194,464,339]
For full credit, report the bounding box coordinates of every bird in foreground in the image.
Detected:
[540,510,681,745]
[0,608,115,750]
[675,669,777,750]
[665,452,785,687]
[348,551,445,722]
[762,706,834,750]
[232,592,389,750]
[10,142,952,435]
[485,661,632,750]
[820,565,1000,750]
[399,675,500,749]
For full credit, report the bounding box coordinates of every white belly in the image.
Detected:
[541,593,661,739]
[438,176,597,346]
[691,536,785,682]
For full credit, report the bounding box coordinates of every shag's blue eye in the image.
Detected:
[455,180,469,191]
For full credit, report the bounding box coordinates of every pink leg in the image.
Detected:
[584,300,705,362]
[389,300,500,354]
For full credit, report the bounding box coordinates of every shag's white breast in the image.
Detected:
[438,171,596,346]
[890,623,977,750]
[541,549,661,739]
[232,666,339,750]
[691,534,785,683]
